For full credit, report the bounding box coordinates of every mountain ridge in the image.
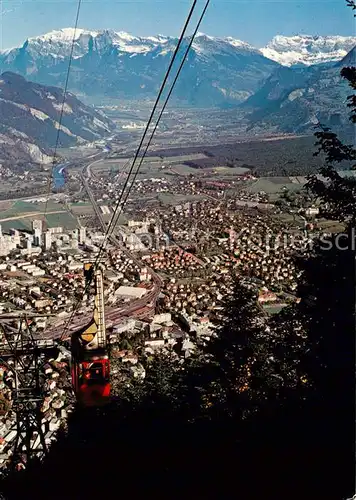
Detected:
[2,29,354,66]
[243,47,356,136]
[1,29,354,107]
[0,29,282,106]
[0,71,114,166]
[0,29,354,146]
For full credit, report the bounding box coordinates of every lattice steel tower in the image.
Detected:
[0,314,54,471]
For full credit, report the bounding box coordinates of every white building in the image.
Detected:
[48,227,63,235]
[100,206,110,215]
[43,231,52,250]
[115,286,147,299]
[126,233,146,251]
[67,261,82,271]
[153,313,172,324]
[305,207,319,217]
[112,318,136,335]
[33,228,42,247]
[32,219,43,234]
[32,268,45,277]
[127,220,142,228]
[79,227,86,244]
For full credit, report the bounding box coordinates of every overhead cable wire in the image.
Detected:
[95,0,200,255]
[42,0,82,221]
[62,0,211,340]
[110,0,211,232]
[85,0,200,256]
[59,0,203,341]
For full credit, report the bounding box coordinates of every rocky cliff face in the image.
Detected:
[243,45,356,136]
[0,71,114,165]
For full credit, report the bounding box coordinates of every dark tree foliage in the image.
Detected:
[202,280,307,419]
[282,18,356,496]
[342,67,356,123]
[308,64,356,222]
[142,349,183,406]
[267,231,356,500]
[295,235,354,403]
[204,281,269,415]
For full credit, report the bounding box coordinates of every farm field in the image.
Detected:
[157,193,204,205]
[146,135,325,176]
[315,220,345,233]
[91,153,210,176]
[69,203,127,224]
[46,212,78,230]
[57,147,99,159]
[246,178,304,195]
[70,203,96,216]
[0,211,79,232]
[0,199,79,231]
[0,219,32,232]
[0,200,64,219]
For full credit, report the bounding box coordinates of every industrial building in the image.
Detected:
[115,286,147,299]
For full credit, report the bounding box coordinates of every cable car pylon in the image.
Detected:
[0,315,55,471]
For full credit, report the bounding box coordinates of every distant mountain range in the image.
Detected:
[0,29,355,107]
[0,71,114,166]
[243,44,356,136]
[0,28,354,152]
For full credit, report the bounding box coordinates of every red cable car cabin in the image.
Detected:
[71,351,110,407]
[71,263,110,407]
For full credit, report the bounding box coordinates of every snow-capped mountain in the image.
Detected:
[0,27,258,59]
[0,28,279,106]
[0,71,114,165]
[0,29,354,106]
[261,35,356,67]
[9,28,171,58]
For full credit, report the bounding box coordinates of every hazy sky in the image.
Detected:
[0,0,355,50]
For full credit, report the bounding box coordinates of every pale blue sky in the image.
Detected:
[0,0,355,50]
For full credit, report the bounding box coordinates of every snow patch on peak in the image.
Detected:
[0,47,13,55]
[29,107,49,121]
[26,28,100,59]
[261,34,356,66]
[145,35,169,43]
[34,27,96,42]
[115,31,137,42]
[191,34,259,59]
[225,37,257,51]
